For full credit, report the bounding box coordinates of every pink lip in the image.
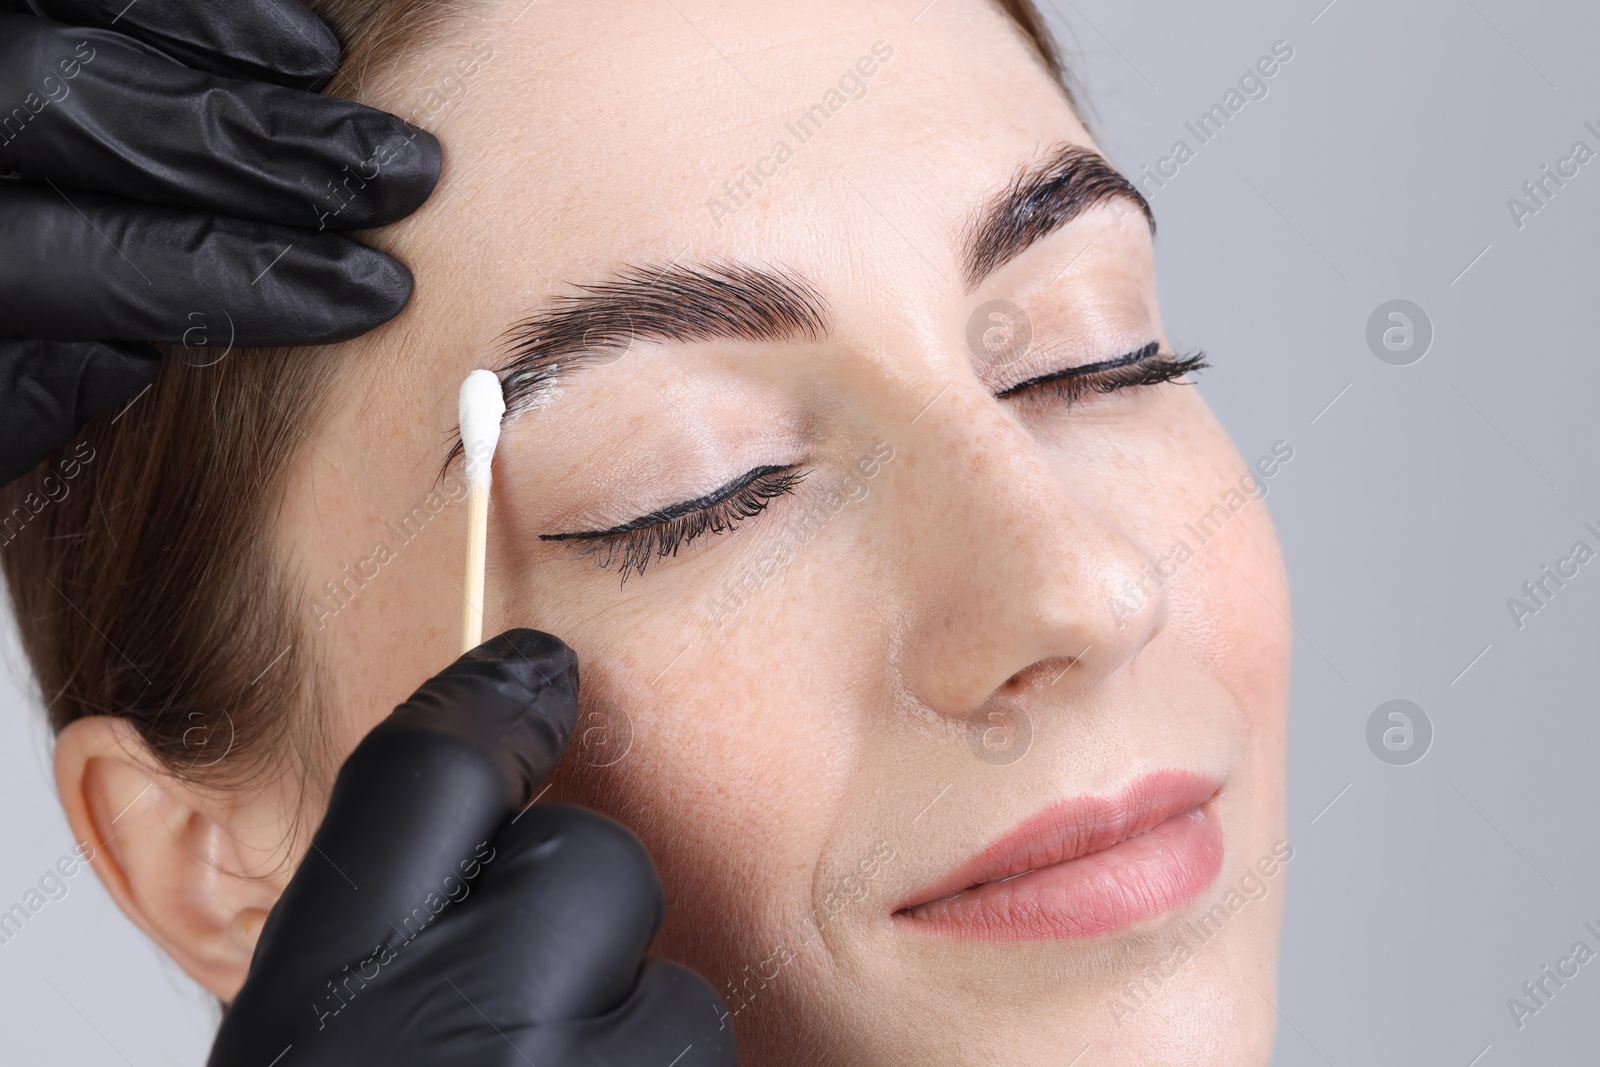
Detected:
[893,770,1223,940]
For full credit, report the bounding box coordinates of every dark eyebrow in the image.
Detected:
[959,143,1154,290]
[502,258,827,399]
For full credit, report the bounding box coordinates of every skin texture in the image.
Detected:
[51,1,1293,1064]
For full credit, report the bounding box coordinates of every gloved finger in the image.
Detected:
[13,0,341,89]
[0,17,441,229]
[232,630,579,1011]
[516,960,741,1067]
[0,337,155,485]
[445,805,667,1021]
[0,185,412,345]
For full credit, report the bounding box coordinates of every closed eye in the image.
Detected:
[540,464,808,584]
[995,341,1209,402]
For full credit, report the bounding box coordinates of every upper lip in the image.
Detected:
[893,770,1222,912]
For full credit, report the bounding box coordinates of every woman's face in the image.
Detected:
[279,1,1292,1062]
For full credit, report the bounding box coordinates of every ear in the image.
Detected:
[53,716,294,1000]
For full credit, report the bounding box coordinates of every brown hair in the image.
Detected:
[1,1,1075,806]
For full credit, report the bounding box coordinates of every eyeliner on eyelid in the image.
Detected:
[995,340,1158,397]
[541,464,803,541]
[541,464,809,584]
[995,342,1208,400]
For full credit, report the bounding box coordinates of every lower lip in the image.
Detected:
[895,803,1223,940]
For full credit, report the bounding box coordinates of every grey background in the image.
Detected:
[2,0,1597,1061]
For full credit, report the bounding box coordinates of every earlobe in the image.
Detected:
[53,716,289,1000]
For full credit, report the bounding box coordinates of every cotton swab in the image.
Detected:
[458,369,506,652]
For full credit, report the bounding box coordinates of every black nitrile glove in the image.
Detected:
[0,0,443,484]
[208,629,739,1067]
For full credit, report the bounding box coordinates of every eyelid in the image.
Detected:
[542,463,808,585]
[540,463,796,541]
[993,340,1161,399]
[995,343,1210,412]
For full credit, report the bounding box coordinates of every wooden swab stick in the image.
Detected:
[462,479,489,651]
[458,369,506,652]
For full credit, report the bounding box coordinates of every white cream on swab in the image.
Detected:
[458,369,506,652]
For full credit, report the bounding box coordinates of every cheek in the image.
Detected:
[1145,398,1292,757]
[537,588,859,964]
[1172,488,1291,854]
[1177,500,1291,727]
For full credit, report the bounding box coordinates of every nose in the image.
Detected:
[886,382,1167,720]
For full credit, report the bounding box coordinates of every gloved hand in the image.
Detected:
[208,629,738,1066]
[0,0,442,485]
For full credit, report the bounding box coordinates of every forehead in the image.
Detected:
[377,0,1089,293]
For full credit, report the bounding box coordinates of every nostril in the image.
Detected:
[1002,652,1086,693]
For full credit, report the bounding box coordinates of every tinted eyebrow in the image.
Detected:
[959,143,1154,290]
[503,259,826,405]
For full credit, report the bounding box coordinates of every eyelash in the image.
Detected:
[541,464,809,583]
[994,341,1209,403]
[546,344,1206,583]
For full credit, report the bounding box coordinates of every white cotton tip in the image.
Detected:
[458,369,506,487]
